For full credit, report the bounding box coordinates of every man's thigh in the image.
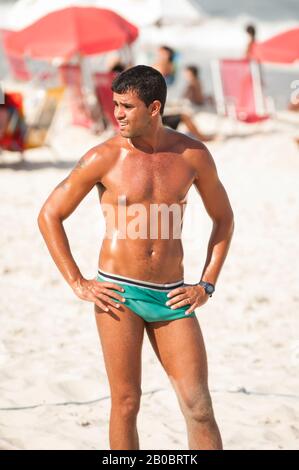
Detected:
[94,303,145,396]
[145,316,209,402]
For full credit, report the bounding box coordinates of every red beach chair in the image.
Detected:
[93,72,119,131]
[211,59,273,123]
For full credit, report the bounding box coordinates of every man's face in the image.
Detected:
[113,90,155,138]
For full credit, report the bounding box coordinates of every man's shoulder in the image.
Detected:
[71,135,125,182]
[78,135,126,172]
[164,128,206,152]
[168,130,216,176]
[165,128,210,161]
[87,134,124,160]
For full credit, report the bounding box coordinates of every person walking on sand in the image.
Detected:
[38,65,234,450]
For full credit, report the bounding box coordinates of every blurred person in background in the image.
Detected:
[153,45,177,85]
[182,65,213,107]
[245,24,257,59]
[162,112,215,141]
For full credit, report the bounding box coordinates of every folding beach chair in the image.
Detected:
[0,87,64,157]
[25,86,65,149]
[0,91,26,152]
[93,72,119,131]
[211,59,273,124]
[59,64,94,129]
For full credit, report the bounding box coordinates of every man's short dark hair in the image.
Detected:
[111,65,167,115]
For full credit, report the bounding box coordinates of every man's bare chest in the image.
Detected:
[101,154,195,204]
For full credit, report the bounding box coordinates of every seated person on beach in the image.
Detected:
[162,66,215,141]
[182,65,213,107]
[152,45,176,86]
[162,112,215,142]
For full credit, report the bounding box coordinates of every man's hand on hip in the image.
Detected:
[72,278,126,312]
[166,284,209,315]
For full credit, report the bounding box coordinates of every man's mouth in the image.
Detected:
[119,122,128,128]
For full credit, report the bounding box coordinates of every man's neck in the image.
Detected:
[129,124,165,154]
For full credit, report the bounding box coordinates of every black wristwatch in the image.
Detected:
[198,281,215,297]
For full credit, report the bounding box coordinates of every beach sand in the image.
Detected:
[0,109,299,450]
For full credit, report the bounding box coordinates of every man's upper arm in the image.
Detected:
[191,146,233,222]
[41,145,110,220]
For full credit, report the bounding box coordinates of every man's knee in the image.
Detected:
[112,389,142,419]
[179,387,215,423]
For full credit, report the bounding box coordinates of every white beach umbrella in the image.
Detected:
[1,0,95,30]
[97,0,204,27]
[2,0,203,31]
[96,0,162,26]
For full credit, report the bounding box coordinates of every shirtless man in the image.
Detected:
[38,65,234,450]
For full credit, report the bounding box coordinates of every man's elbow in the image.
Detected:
[225,209,234,234]
[214,209,234,234]
[37,204,59,232]
[37,206,49,232]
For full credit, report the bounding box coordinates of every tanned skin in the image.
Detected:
[38,89,234,450]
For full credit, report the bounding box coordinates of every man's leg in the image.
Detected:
[180,113,215,142]
[146,315,222,450]
[95,303,145,450]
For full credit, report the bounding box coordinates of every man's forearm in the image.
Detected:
[38,212,83,289]
[200,218,234,286]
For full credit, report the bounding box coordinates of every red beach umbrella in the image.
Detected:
[4,6,139,60]
[251,28,299,64]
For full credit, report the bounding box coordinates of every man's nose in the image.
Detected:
[115,106,125,120]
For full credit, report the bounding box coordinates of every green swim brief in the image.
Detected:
[96,269,196,323]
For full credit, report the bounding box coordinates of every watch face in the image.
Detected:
[206,284,214,294]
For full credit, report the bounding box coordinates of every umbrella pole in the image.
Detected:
[126,44,134,68]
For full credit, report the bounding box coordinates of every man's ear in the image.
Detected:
[149,100,162,116]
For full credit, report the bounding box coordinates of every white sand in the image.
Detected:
[0,109,299,450]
